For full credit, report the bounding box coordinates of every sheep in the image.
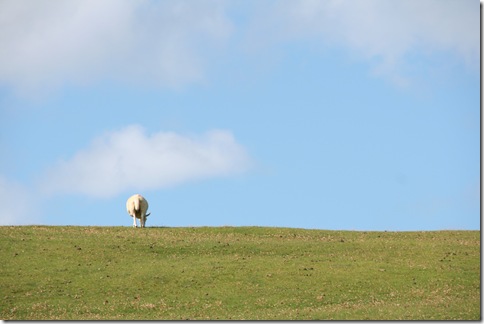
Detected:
[126,194,150,228]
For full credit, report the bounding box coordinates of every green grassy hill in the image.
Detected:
[0,226,480,320]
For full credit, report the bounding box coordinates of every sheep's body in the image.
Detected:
[126,194,150,228]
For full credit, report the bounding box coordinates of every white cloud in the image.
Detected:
[0,175,39,225]
[1,0,477,95]
[245,0,479,86]
[0,0,232,96]
[39,125,252,198]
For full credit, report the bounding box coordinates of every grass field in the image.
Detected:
[0,226,480,320]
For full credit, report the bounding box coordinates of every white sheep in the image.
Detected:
[126,194,150,228]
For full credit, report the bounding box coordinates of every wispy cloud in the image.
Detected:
[0,0,477,96]
[0,175,39,225]
[39,125,252,198]
[0,0,232,97]
[244,0,479,86]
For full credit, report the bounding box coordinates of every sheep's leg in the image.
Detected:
[140,215,145,228]
[132,216,137,228]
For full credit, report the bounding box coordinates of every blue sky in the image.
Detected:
[0,0,480,230]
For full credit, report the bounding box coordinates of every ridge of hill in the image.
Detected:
[1,226,480,320]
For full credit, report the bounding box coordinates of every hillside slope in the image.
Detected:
[0,226,480,320]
